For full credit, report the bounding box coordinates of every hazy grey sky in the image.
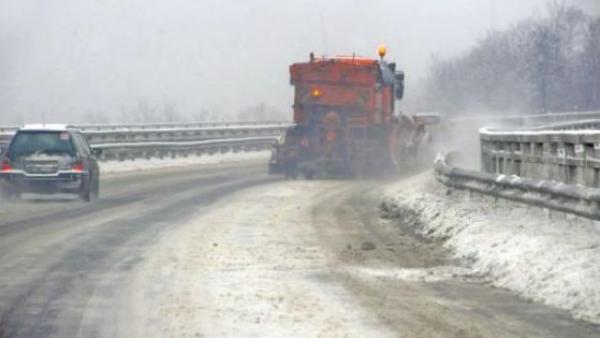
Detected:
[0,0,598,123]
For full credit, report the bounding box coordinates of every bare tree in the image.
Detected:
[161,99,181,122]
[418,3,598,116]
[237,102,286,121]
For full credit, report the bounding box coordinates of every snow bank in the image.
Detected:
[383,172,600,324]
[99,150,270,174]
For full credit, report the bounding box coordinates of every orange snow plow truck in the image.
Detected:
[269,47,438,178]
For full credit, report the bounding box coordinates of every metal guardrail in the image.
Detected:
[0,120,291,133]
[0,121,289,161]
[480,127,600,187]
[449,110,600,127]
[530,119,600,131]
[435,153,600,220]
[81,124,289,145]
[75,120,291,131]
[95,136,279,161]
[434,112,600,219]
[0,122,291,144]
[0,127,288,146]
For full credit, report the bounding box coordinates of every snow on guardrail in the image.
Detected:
[0,121,291,134]
[74,120,291,131]
[479,126,600,136]
[434,152,600,220]
[94,136,279,162]
[81,123,290,134]
[94,136,279,149]
[450,110,600,126]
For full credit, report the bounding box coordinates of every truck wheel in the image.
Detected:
[284,163,299,179]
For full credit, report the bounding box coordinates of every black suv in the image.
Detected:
[0,125,101,201]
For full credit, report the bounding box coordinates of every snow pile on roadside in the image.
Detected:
[100,150,271,174]
[383,172,600,324]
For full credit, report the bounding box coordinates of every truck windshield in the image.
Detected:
[7,131,75,161]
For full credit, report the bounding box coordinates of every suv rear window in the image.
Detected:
[7,131,76,161]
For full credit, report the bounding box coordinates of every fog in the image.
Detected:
[0,0,598,124]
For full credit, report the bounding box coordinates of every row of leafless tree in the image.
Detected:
[82,100,286,124]
[414,3,600,115]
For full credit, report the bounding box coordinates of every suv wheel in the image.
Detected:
[79,176,98,202]
[91,175,100,200]
[79,184,91,202]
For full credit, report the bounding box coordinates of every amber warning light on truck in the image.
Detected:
[378,44,386,58]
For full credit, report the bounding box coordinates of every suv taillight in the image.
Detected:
[0,159,12,172]
[72,160,84,172]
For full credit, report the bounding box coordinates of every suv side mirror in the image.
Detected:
[395,71,405,100]
[91,148,103,157]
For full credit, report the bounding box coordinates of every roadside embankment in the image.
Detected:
[382,171,600,324]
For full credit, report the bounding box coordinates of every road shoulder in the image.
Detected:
[383,171,600,326]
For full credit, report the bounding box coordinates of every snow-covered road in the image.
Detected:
[113,173,598,337]
[125,181,395,337]
[0,160,598,337]
[99,150,271,175]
